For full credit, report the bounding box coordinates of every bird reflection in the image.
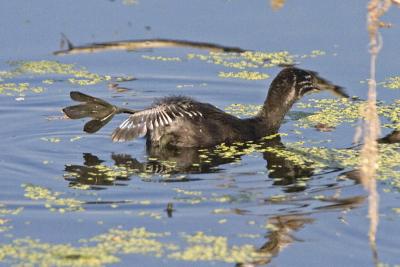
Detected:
[236,195,365,267]
[64,136,314,189]
[63,137,367,266]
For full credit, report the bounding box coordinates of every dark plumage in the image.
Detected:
[63,67,347,148]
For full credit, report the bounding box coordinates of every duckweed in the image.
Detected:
[137,211,162,220]
[22,184,84,212]
[169,232,263,263]
[65,162,135,185]
[224,98,400,130]
[0,83,44,97]
[198,137,400,190]
[0,204,23,233]
[174,188,202,196]
[142,55,181,61]
[383,76,400,89]
[0,219,11,233]
[40,137,61,143]
[218,71,269,80]
[0,227,265,266]
[0,238,119,267]
[187,51,294,70]
[3,60,111,87]
[0,204,23,216]
[224,103,261,117]
[296,98,363,128]
[297,98,400,130]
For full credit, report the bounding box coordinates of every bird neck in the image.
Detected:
[253,75,298,137]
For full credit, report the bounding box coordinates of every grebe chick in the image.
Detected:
[63,67,347,148]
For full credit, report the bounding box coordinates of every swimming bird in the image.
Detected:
[63,67,348,148]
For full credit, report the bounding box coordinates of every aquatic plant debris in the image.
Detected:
[22,184,84,212]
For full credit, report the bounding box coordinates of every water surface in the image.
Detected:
[0,1,400,266]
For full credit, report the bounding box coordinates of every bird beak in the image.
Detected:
[311,71,349,98]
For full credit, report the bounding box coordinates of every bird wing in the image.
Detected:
[111,97,205,142]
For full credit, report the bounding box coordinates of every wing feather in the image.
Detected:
[111,97,203,142]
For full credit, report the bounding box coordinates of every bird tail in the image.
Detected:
[63,91,135,133]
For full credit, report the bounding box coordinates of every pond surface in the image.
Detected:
[1,1,400,266]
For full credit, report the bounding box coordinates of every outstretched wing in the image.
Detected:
[111,96,204,142]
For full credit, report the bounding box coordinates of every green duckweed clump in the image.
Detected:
[383,76,400,89]
[187,51,294,70]
[22,184,84,213]
[169,231,263,263]
[224,98,400,130]
[0,227,265,266]
[0,83,44,97]
[0,204,23,233]
[218,71,269,80]
[0,61,111,96]
[12,60,111,86]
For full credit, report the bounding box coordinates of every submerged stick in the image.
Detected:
[54,35,248,56]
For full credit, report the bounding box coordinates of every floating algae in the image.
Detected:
[0,61,111,96]
[224,98,400,130]
[218,71,269,80]
[296,98,400,130]
[168,231,263,263]
[0,82,44,97]
[142,55,182,62]
[187,51,294,70]
[0,238,119,267]
[22,184,84,213]
[382,75,400,89]
[0,204,23,233]
[0,225,267,266]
